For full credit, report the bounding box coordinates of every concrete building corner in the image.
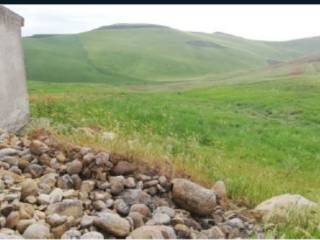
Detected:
[0,6,29,132]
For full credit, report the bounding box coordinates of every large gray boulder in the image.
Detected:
[172,178,216,216]
[255,194,317,221]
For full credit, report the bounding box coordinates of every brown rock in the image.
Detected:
[6,211,20,228]
[130,204,151,219]
[30,140,49,155]
[172,178,216,216]
[111,161,135,175]
[21,179,38,200]
[66,160,83,175]
[128,212,144,229]
[94,212,131,237]
[18,203,34,219]
[16,219,36,234]
[174,224,191,238]
[128,225,176,239]
[110,176,125,195]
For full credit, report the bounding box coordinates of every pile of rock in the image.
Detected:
[0,129,262,239]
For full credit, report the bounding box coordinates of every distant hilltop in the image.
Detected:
[95,23,170,31]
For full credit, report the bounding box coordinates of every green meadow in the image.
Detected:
[28,73,320,206]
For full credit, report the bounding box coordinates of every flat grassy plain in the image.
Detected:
[28,73,320,208]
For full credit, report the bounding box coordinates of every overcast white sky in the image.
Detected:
[4,5,320,41]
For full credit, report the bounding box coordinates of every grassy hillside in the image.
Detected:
[23,24,320,84]
[24,24,320,238]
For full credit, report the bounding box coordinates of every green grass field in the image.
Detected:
[24,24,320,237]
[28,72,320,205]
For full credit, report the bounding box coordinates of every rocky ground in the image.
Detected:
[0,129,266,239]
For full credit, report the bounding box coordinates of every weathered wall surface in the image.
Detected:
[0,6,29,132]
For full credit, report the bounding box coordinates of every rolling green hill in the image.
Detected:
[23,23,320,85]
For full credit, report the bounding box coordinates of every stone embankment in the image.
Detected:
[3,128,308,239]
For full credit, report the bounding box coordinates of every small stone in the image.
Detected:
[6,211,20,228]
[128,212,144,229]
[138,174,152,181]
[47,199,83,218]
[80,147,91,155]
[82,153,95,164]
[128,225,176,239]
[120,189,152,207]
[16,219,36,234]
[30,140,49,155]
[0,148,18,159]
[130,204,151,220]
[105,199,114,208]
[2,156,19,166]
[25,195,37,204]
[47,213,67,227]
[152,212,171,225]
[21,179,38,200]
[18,203,34,219]
[95,152,112,168]
[226,217,245,229]
[110,176,125,195]
[0,230,23,239]
[49,188,64,203]
[92,191,111,201]
[50,158,60,170]
[9,166,21,175]
[124,177,136,188]
[203,226,225,239]
[174,224,191,238]
[57,174,74,189]
[34,210,46,220]
[93,200,106,211]
[39,154,51,166]
[158,176,168,186]
[61,229,81,239]
[38,173,57,194]
[212,180,227,199]
[51,217,77,239]
[0,216,6,228]
[145,186,157,196]
[94,212,131,237]
[156,184,166,193]
[66,160,83,175]
[56,152,66,163]
[18,158,29,170]
[26,164,44,178]
[143,180,158,188]
[114,199,130,216]
[154,206,175,218]
[80,180,95,193]
[80,215,94,228]
[23,222,51,239]
[81,231,104,239]
[71,175,82,190]
[111,161,135,175]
